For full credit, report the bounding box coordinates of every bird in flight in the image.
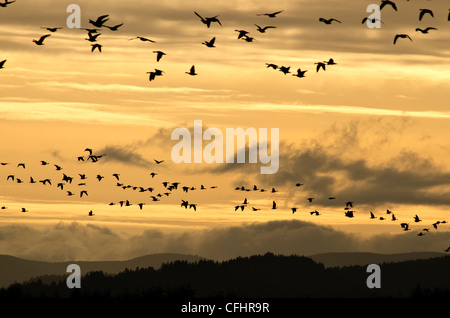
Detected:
[21,208,28,213]
[241,35,255,42]
[400,223,410,231]
[293,68,307,78]
[370,212,376,219]
[235,30,249,39]
[91,44,102,52]
[393,34,412,44]
[272,201,277,209]
[319,18,341,24]
[325,58,337,65]
[153,51,166,62]
[0,0,15,7]
[80,190,88,197]
[257,11,283,18]
[291,207,297,214]
[41,27,62,32]
[255,25,276,33]
[186,65,197,76]
[88,210,94,216]
[89,15,109,28]
[33,34,51,45]
[266,63,278,69]
[307,198,314,203]
[202,37,216,48]
[130,36,156,43]
[315,62,326,72]
[194,12,221,28]
[419,9,434,21]
[361,17,384,25]
[380,1,397,11]
[414,215,422,222]
[279,66,290,75]
[104,23,123,31]
[17,163,25,168]
[0,60,5,69]
[154,159,164,164]
[85,31,101,42]
[415,27,437,34]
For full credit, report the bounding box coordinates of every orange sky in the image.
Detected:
[0,0,449,261]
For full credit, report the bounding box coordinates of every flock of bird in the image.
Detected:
[1,149,449,252]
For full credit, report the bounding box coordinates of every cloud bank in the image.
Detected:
[0,220,448,262]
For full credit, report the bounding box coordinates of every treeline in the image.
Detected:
[0,253,449,298]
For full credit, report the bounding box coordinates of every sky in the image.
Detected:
[0,0,449,262]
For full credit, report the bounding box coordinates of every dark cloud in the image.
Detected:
[205,119,450,207]
[0,220,448,262]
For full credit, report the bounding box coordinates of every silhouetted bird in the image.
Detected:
[255,25,276,33]
[272,201,277,209]
[235,30,249,39]
[89,15,109,28]
[147,71,156,81]
[17,163,25,168]
[96,174,104,181]
[293,68,307,78]
[310,210,320,216]
[154,159,164,164]
[386,209,392,214]
[242,35,255,42]
[345,211,354,218]
[370,212,376,219]
[419,9,434,21]
[194,12,221,27]
[89,210,94,216]
[202,37,216,47]
[266,63,278,70]
[138,203,145,210]
[295,183,303,187]
[67,191,74,196]
[21,208,28,213]
[130,36,156,43]
[252,207,260,211]
[315,62,326,72]
[33,34,51,45]
[186,65,197,76]
[291,207,297,214]
[85,31,101,42]
[257,11,283,18]
[380,1,397,11]
[346,201,354,208]
[361,17,384,25]
[153,51,166,62]
[0,0,15,7]
[325,58,337,65]
[29,177,36,183]
[415,27,437,34]
[80,190,88,197]
[307,198,314,203]
[113,173,120,180]
[235,205,245,211]
[189,204,197,211]
[271,188,278,193]
[0,59,5,69]
[445,247,450,253]
[7,175,14,181]
[91,44,102,52]
[41,27,62,32]
[104,23,123,31]
[279,66,290,75]
[414,214,422,222]
[400,223,410,231]
[392,214,397,221]
[319,18,341,24]
[393,34,412,44]
[39,179,51,185]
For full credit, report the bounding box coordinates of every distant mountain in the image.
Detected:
[0,253,205,288]
[309,252,447,268]
[1,252,449,299]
